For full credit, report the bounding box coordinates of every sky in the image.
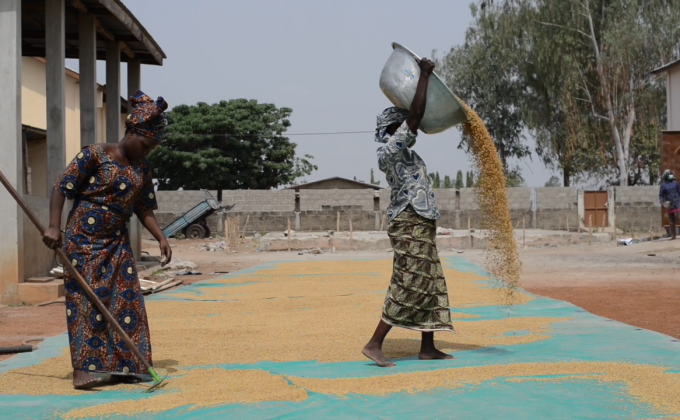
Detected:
[67,0,557,187]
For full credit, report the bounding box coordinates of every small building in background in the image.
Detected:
[287,177,383,191]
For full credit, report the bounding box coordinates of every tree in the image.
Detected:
[370,169,381,186]
[429,172,441,188]
[436,2,531,178]
[544,176,561,187]
[439,0,680,186]
[443,175,453,188]
[150,99,317,201]
[510,0,678,186]
[506,168,525,187]
[455,170,464,189]
[530,0,679,185]
[466,171,474,188]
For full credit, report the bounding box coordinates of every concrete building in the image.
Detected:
[22,57,127,197]
[652,59,680,130]
[0,0,166,304]
[287,177,383,191]
[652,59,680,229]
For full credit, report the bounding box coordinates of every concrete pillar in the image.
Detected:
[0,0,25,303]
[126,59,142,260]
[577,190,585,231]
[79,13,97,147]
[127,59,141,98]
[106,41,121,144]
[455,191,461,229]
[607,187,616,234]
[46,0,66,189]
[295,212,301,231]
[374,211,380,231]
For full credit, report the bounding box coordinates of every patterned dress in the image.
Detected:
[377,121,440,222]
[55,144,158,374]
[377,122,454,333]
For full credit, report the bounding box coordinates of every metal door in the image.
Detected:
[584,191,608,227]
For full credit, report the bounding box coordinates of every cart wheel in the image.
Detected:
[185,224,206,239]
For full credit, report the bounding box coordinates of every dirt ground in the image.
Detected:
[1,236,679,362]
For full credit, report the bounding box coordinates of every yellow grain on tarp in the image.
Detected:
[63,369,308,419]
[0,261,545,397]
[0,350,179,397]
[290,362,680,416]
[65,362,680,418]
[459,99,522,304]
[144,261,541,366]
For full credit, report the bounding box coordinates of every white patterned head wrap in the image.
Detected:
[375,107,409,143]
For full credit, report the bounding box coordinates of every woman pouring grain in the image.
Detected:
[362,58,454,368]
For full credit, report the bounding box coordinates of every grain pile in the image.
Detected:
[58,362,680,418]
[459,99,522,304]
[146,261,545,366]
[290,362,680,416]
[64,369,308,419]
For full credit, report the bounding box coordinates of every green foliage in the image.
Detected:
[428,172,442,188]
[370,168,381,186]
[436,2,531,178]
[443,175,453,188]
[506,167,525,188]
[544,176,561,187]
[437,0,680,186]
[466,171,474,188]
[455,170,464,189]
[149,99,317,200]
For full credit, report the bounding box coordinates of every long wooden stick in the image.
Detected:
[380,214,386,232]
[0,170,160,381]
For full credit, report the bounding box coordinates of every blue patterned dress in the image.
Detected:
[54,144,158,374]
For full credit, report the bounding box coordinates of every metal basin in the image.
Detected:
[379,42,467,134]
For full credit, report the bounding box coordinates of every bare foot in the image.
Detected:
[73,370,103,390]
[362,345,396,367]
[419,349,455,360]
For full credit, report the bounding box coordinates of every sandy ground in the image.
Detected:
[1,236,678,362]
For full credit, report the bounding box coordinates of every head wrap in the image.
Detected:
[663,169,675,181]
[375,107,409,143]
[125,90,168,142]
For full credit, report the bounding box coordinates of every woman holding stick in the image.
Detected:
[42,91,172,389]
[362,58,454,367]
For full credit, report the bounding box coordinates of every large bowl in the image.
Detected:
[379,42,467,134]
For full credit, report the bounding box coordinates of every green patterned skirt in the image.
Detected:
[382,206,454,332]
